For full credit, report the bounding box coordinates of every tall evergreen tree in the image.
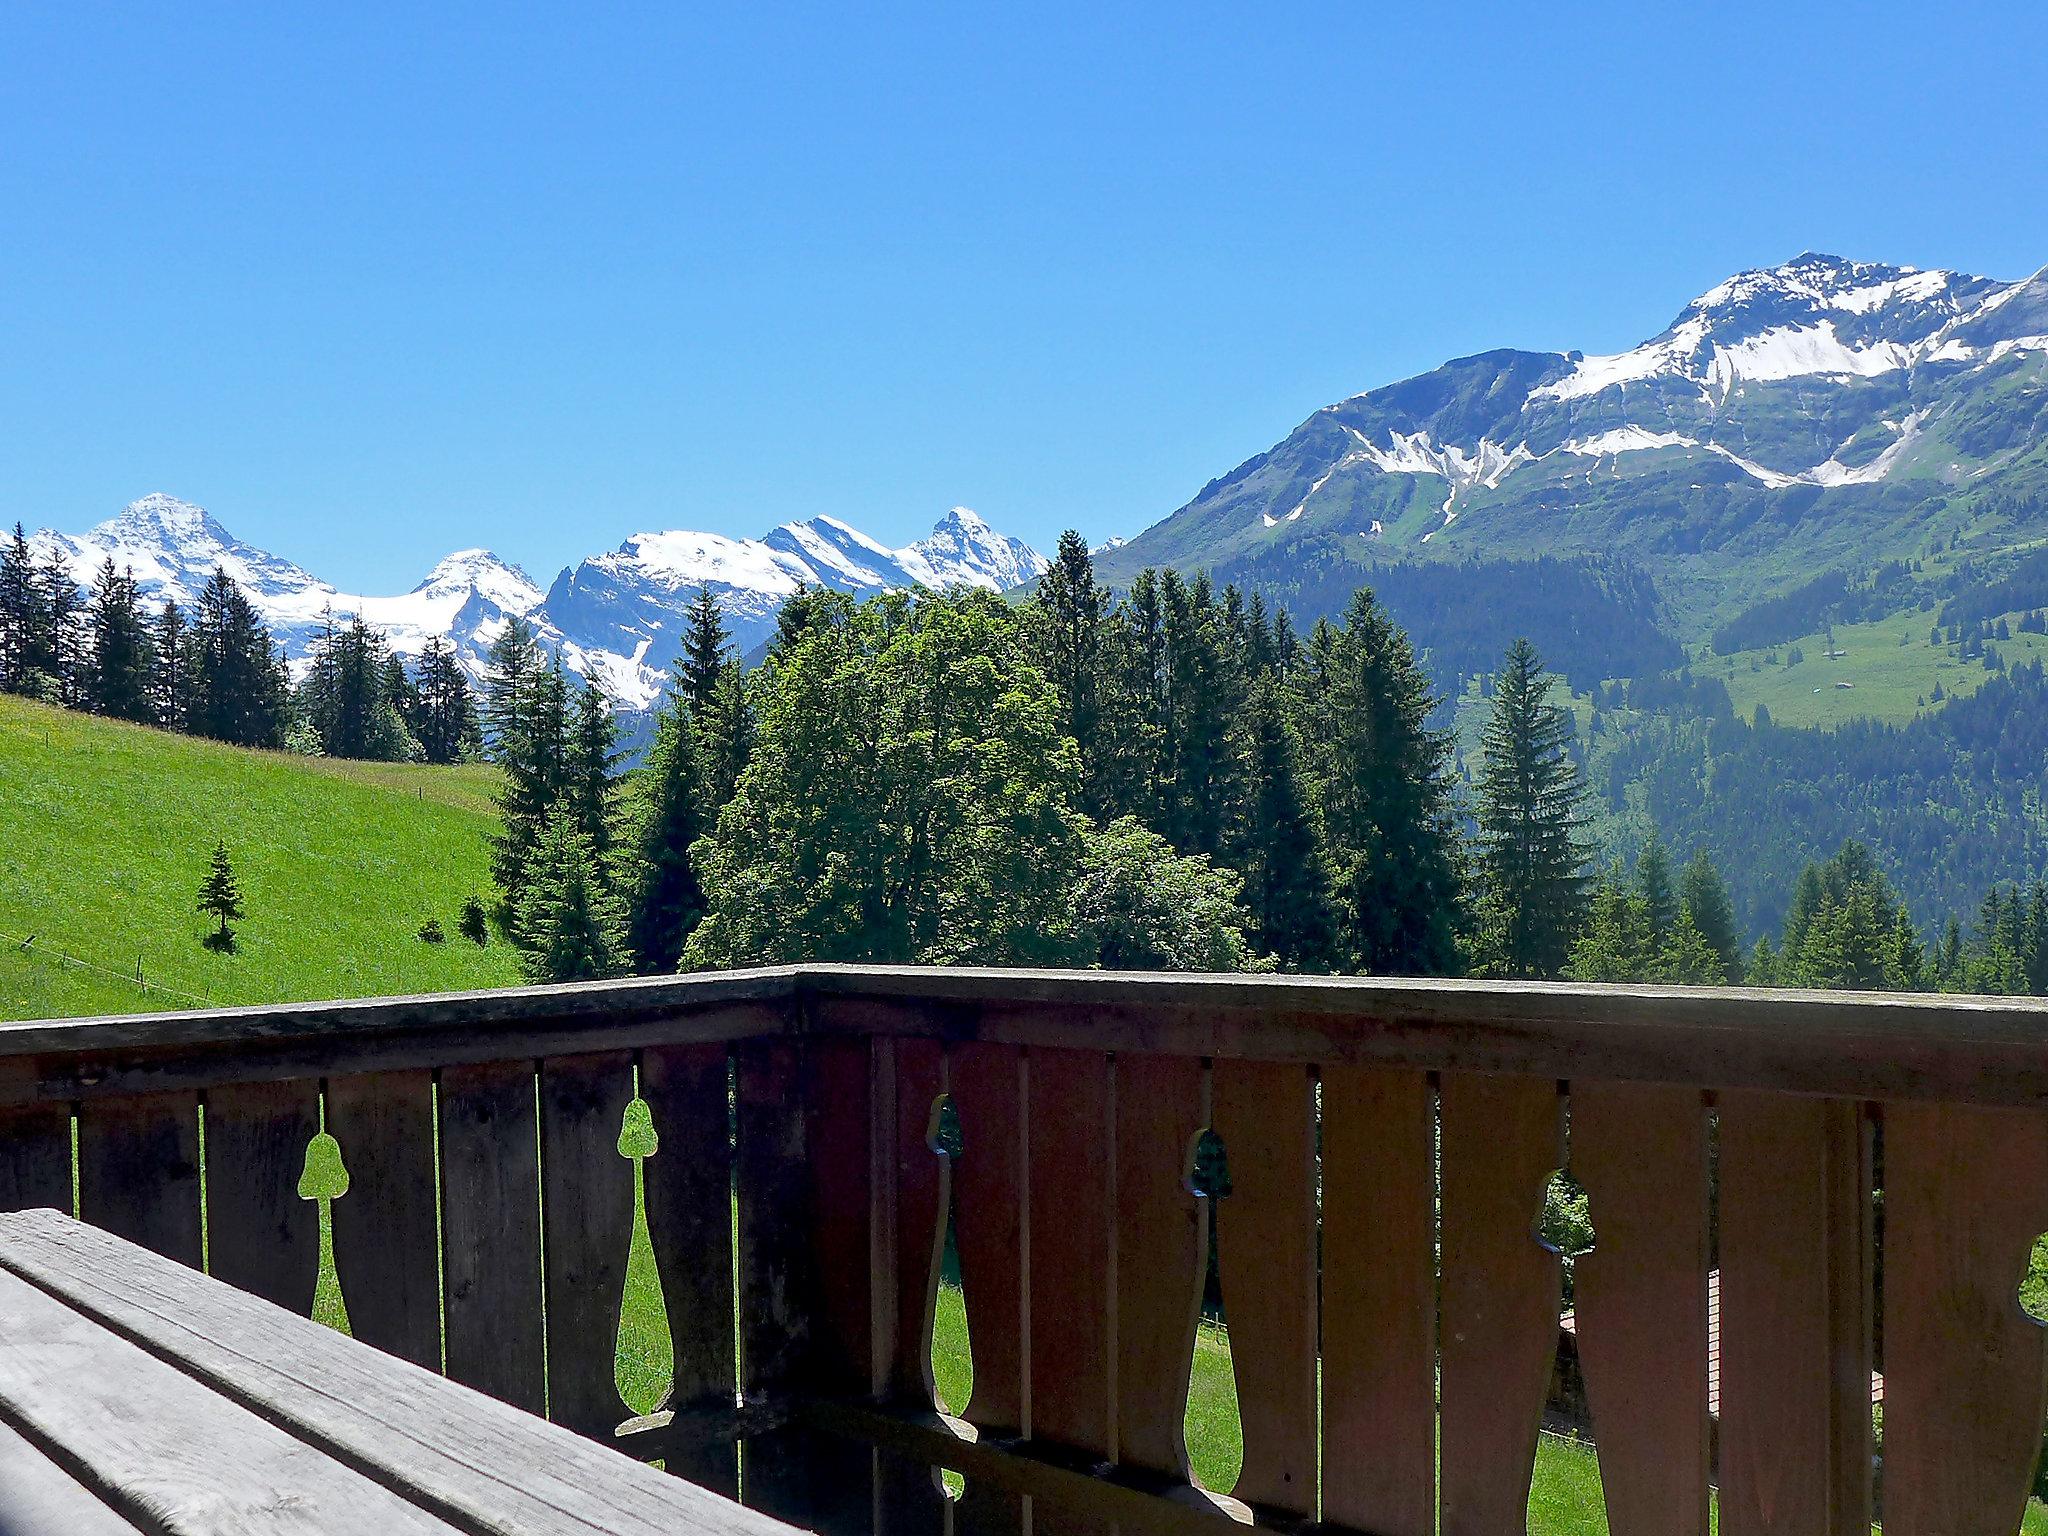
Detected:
[515,808,633,981]
[0,523,37,692]
[411,636,480,764]
[1033,531,1109,816]
[296,612,410,760]
[1229,679,1337,970]
[84,559,154,722]
[150,598,194,731]
[627,691,710,973]
[678,586,731,717]
[482,615,540,755]
[35,549,82,702]
[1473,639,1592,978]
[190,566,287,747]
[491,655,571,901]
[695,658,756,810]
[567,680,620,861]
[1635,836,1678,943]
[1677,850,1742,982]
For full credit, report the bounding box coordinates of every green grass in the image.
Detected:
[0,694,521,1021]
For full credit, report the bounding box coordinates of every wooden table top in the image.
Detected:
[0,1208,801,1536]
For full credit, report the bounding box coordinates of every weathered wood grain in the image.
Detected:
[1113,1053,1206,1482]
[0,1100,71,1214]
[205,1077,321,1313]
[949,1041,1027,1435]
[1438,1072,1564,1536]
[0,1417,143,1535]
[1027,1047,1114,1460]
[1320,1065,1434,1536]
[640,1041,738,1494]
[438,1058,546,1414]
[325,1068,442,1369]
[1882,1102,2048,1536]
[541,1051,638,1438]
[0,1260,458,1533]
[887,1038,949,1406]
[1718,1092,1872,1536]
[0,1209,816,1536]
[806,1037,879,1396]
[1571,1080,1710,1536]
[1209,1059,1317,1517]
[76,1088,201,1267]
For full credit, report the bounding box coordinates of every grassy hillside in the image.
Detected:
[0,694,521,1021]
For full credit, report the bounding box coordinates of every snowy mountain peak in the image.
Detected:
[898,506,1049,593]
[412,548,544,611]
[102,491,225,547]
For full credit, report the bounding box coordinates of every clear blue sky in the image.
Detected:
[4,2,2045,591]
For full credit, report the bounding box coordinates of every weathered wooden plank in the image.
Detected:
[1438,1072,1563,1536]
[1114,1053,1206,1482]
[0,1100,71,1214]
[887,1038,949,1406]
[324,1068,442,1369]
[0,1208,817,1536]
[1718,1092,1872,1536]
[952,1480,1029,1536]
[205,1077,321,1313]
[1883,1102,2048,1536]
[75,1089,201,1267]
[1027,1047,1114,1460]
[949,1041,1028,1435]
[0,1261,458,1534]
[1320,1065,1434,1536]
[876,1447,950,1536]
[1209,1059,1317,1517]
[807,1037,879,1396]
[0,1417,143,1535]
[1571,1081,1710,1536]
[541,1051,637,1438]
[640,1041,737,1494]
[438,1058,545,1414]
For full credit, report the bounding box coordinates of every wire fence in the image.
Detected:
[2,929,215,1008]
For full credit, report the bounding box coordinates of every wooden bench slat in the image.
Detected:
[0,1258,457,1534]
[0,1209,811,1536]
[76,1089,201,1268]
[205,1078,321,1314]
[325,1069,442,1369]
[439,1059,546,1414]
[0,1416,144,1535]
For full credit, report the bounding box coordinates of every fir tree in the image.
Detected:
[459,895,490,946]
[1033,531,1108,816]
[295,612,410,760]
[411,636,480,764]
[695,658,756,809]
[0,523,38,692]
[515,809,633,982]
[491,654,571,901]
[1635,836,1678,943]
[84,559,154,722]
[678,586,731,717]
[567,680,620,861]
[1565,873,1651,983]
[482,615,540,756]
[196,840,245,952]
[1228,679,1337,970]
[190,567,287,747]
[150,598,194,731]
[34,548,82,702]
[1655,910,1727,985]
[627,692,710,972]
[1473,639,1591,978]
[1677,850,1742,982]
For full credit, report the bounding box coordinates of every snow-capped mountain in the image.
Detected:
[1101,253,2048,605]
[543,506,1047,704]
[23,495,1046,709]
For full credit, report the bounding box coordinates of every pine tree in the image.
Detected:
[627,694,710,973]
[514,809,632,982]
[1301,587,1464,976]
[1635,836,1678,943]
[1033,531,1108,816]
[1473,639,1592,978]
[1565,873,1651,983]
[196,840,245,952]
[34,549,82,702]
[295,613,410,760]
[0,523,38,692]
[84,559,155,722]
[411,636,481,764]
[459,895,490,946]
[190,567,287,747]
[482,615,540,756]
[567,680,619,861]
[1677,850,1742,982]
[150,598,194,731]
[491,654,571,901]
[677,587,731,717]
[695,658,756,810]
[1228,679,1336,970]
[1656,910,1728,985]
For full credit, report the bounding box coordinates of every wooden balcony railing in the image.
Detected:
[5,966,2048,1536]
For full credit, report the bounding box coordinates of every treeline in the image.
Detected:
[496,533,1609,983]
[0,524,479,763]
[1709,561,1924,654]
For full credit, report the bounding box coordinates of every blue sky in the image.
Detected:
[4,2,2045,592]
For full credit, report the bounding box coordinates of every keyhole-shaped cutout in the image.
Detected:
[1185,1126,1242,1495]
[616,1093,676,1418]
[297,1131,353,1334]
[928,1095,972,1423]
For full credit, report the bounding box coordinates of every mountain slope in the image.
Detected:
[1101,254,2048,631]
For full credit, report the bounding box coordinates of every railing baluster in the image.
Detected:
[205,1079,320,1313]
[439,1060,545,1414]
[949,1041,1027,1436]
[886,1038,948,1408]
[1439,1072,1564,1536]
[1210,1059,1318,1518]
[641,1041,738,1494]
[1027,1047,1114,1464]
[1572,1081,1711,1536]
[1321,1064,1435,1536]
[1112,1052,1206,1484]
[807,1037,880,1396]
[1882,1102,2048,1536]
[77,1089,202,1268]
[1718,1091,1873,1536]
[325,1069,441,1369]
[539,1050,637,1438]
[0,1102,73,1215]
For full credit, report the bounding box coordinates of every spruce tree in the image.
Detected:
[1678,850,1742,981]
[33,549,82,702]
[1635,836,1678,944]
[1656,910,1727,985]
[84,559,155,722]
[491,654,570,901]
[1033,531,1108,816]
[567,679,619,861]
[412,636,480,764]
[191,566,287,747]
[483,615,540,756]
[627,693,710,972]
[695,658,756,809]
[678,586,731,717]
[0,523,37,692]
[1229,679,1337,970]
[196,840,245,952]
[1473,639,1591,978]
[1565,874,1651,983]
[515,808,632,982]
[150,598,194,731]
